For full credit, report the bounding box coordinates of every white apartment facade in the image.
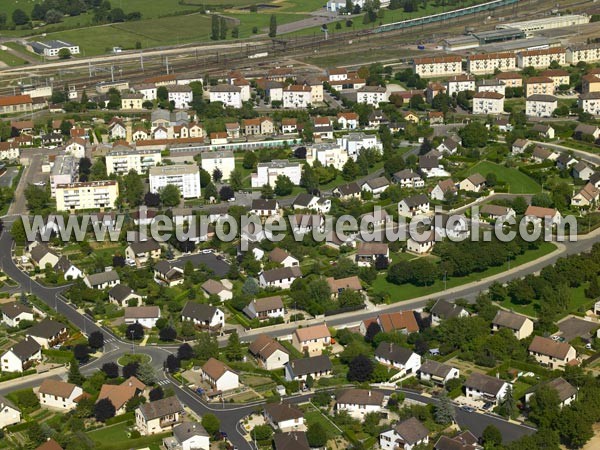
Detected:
[106,149,162,175]
[55,180,119,211]
[306,143,349,170]
[444,75,475,96]
[356,86,389,107]
[168,86,193,109]
[413,55,462,77]
[467,52,516,75]
[526,94,558,117]
[517,47,566,68]
[566,43,600,64]
[283,85,312,108]
[579,92,600,116]
[472,92,504,115]
[209,85,243,108]
[201,151,235,181]
[251,160,302,188]
[149,165,201,199]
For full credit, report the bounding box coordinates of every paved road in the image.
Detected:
[532,140,600,166]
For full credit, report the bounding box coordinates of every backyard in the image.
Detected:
[460,161,542,194]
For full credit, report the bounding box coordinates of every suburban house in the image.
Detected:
[0,395,21,428]
[528,335,577,369]
[258,266,302,289]
[1,302,34,328]
[437,137,459,155]
[433,431,482,450]
[355,242,389,267]
[430,179,457,201]
[54,256,83,280]
[524,205,562,226]
[336,389,386,420]
[251,199,280,218]
[459,173,486,192]
[244,296,285,321]
[201,279,233,301]
[125,240,162,266]
[27,319,68,349]
[407,231,437,255]
[375,342,421,376]
[284,355,333,382]
[380,417,429,450]
[264,402,305,432]
[84,270,120,290]
[393,169,424,188]
[556,153,579,170]
[29,244,60,268]
[326,276,362,299]
[512,138,530,154]
[154,261,185,287]
[163,422,210,450]
[124,306,161,329]
[464,373,510,405]
[98,377,146,416]
[430,299,469,326]
[333,182,361,200]
[109,284,143,307]
[532,146,556,163]
[572,162,595,181]
[418,360,460,385]
[572,183,600,208]
[180,302,225,329]
[479,204,516,222]
[361,177,390,198]
[269,248,300,268]
[360,311,419,335]
[574,124,600,141]
[292,323,331,355]
[1,337,42,372]
[136,396,184,435]
[201,358,239,393]
[398,194,430,217]
[524,377,577,409]
[273,431,310,450]
[532,123,555,139]
[38,379,83,412]
[248,334,290,370]
[491,310,534,340]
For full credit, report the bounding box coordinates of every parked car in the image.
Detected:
[460,405,475,413]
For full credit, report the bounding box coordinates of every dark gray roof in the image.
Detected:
[173,421,209,442]
[393,169,419,180]
[138,396,183,420]
[293,193,314,207]
[335,182,361,195]
[252,198,278,210]
[86,270,119,286]
[375,342,415,364]
[285,355,332,377]
[172,254,230,278]
[273,432,310,450]
[393,417,429,445]
[0,395,19,412]
[529,377,577,402]
[9,337,41,360]
[401,194,430,208]
[430,299,467,320]
[419,360,454,379]
[181,302,218,321]
[30,244,57,265]
[492,310,529,330]
[128,240,160,254]
[264,402,303,422]
[1,302,33,319]
[364,176,389,190]
[54,256,74,273]
[27,319,66,339]
[260,266,302,283]
[464,373,506,395]
[419,155,439,170]
[575,124,599,136]
[108,284,134,301]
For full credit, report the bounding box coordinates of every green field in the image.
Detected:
[0,50,26,67]
[498,283,594,317]
[371,242,557,303]
[461,161,542,194]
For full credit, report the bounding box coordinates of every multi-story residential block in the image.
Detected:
[0,95,33,114]
[356,86,389,107]
[50,155,78,197]
[582,74,600,94]
[467,52,516,74]
[525,94,557,117]
[525,76,555,97]
[444,74,475,96]
[149,164,201,198]
[495,71,523,88]
[517,47,566,68]
[540,69,570,89]
[476,79,506,96]
[251,159,302,188]
[201,150,235,181]
[472,91,504,115]
[337,132,383,160]
[209,85,243,108]
[566,43,600,64]
[301,78,324,103]
[121,93,144,110]
[56,180,119,211]
[168,85,193,109]
[579,92,600,115]
[233,78,251,101]
[106,149,162,175]
[306,143,348,170]
[133,83,157,101]
[412,55,462,77]
[283,85,312,108]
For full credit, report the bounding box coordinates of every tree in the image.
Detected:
[528,386,560,429]
[212,168,223,183]
[434,392,454,425]
[165,354,180,373]
[157,86,169,101]
[160,185,181,207]
[88,331,104,350]
[459,121,489,148]
[306,422,328,447]
[251,425,273,441]
[123,362,139,378]
[68,358,85,385]
[144,191,160,207]
[123,170,144,206]
[178,343,194,360]
[159,326,177,342]
[211,14,220,40]
[10,219,26,245]
[243,151,257,169]
[202,413,220,435]
[149,386,164,401]
[269,14,277,38]
[25,184,51,214]
[219,17,228,40]
[127,323,144,341]
[229,169,243,191]
[12,9,29,25]
[27,422,46,446]
[75,396,95,418]
[94,398,116,422]
[204,182,218,201]
[109,7,126,22]
[58,48,72,59]
[482,425,502,447]
[500,385,516,418]
[219,186,234,201]
[347,354,373,382]
[342,158,360,181]
[137,363,157,385]
[365,322,381,342]
[261,184,274,199]
[73,344,91,362]
[101,362,119,378]
[274,175,294,196]
[226,331,244,361]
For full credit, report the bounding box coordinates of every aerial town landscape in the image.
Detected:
[2,0,600,450]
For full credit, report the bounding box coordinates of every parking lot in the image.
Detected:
[556,316,599,342]
[0,167,19,188]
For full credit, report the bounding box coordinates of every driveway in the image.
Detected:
[556,316,599,341]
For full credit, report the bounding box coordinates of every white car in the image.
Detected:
[202,249,213,254]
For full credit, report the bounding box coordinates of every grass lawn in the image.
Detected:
[371,242,557,303]
[87,423,130,444]
[0,50,27,66]
[117,353,151,366]
[305,407,342,437]
[461,161,541,194]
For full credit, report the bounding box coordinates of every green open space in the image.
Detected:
[371,242,557,303]
[0,49,27,66]
[460,161,542,194]
[304,406,342,437]
[117,353,151,366]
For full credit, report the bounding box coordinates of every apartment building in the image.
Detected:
[472,91,504,115]
[50,155,78,197]
[251,159,302,188]
[55,180,119,211]
[149,164,201,198]
[106,149,162,175]
[526,94,558,117]
[201,150,235,181]
[0,95,33,114]
[168,85,193,109]
[579,92,600,115]
[121,93,144,110]
[582,74,600,94]
[412,55,462,77]
[467,52,516,75]
[476,79,506,96]
[495,71,523,88]
[444,74,475,96]
[525,76,555,97]
[356,86,389,107]
[566,43,600,64]
[517,47,566,68]
[540,69,570,89]
[209,85,243,108]
[283,85,312,108]
[306,143,349,170]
